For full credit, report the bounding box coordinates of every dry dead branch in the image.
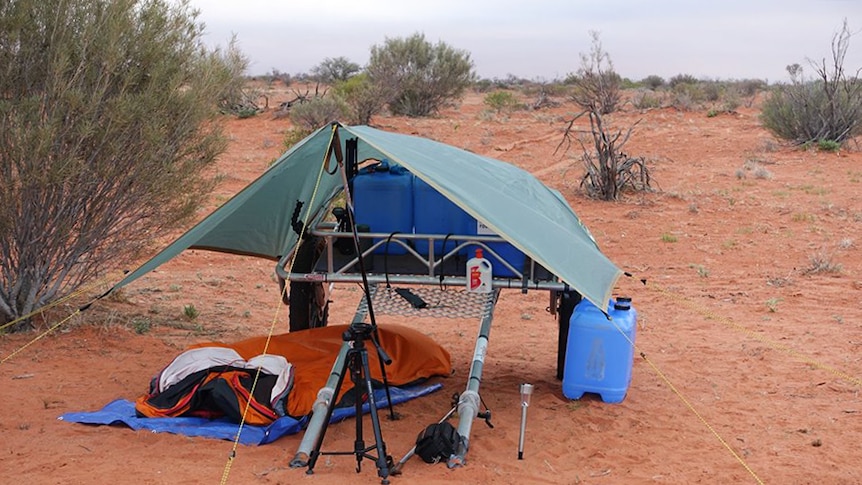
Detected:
[557,109,653,200]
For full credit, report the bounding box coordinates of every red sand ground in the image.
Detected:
[2,85,861,485]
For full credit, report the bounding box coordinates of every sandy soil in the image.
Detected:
[2,84,861,485]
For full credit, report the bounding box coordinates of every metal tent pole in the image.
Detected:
[289,340,349,468]
[447,288,499,468]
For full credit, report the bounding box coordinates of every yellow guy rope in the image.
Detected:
[638,347,765,485]
[0,276,110,334]
[1,309,85,364]
[0,276,112,363]
[646,281,862,388]
[605,304,766,485]
[220,125,337,484]
[620,275,861,483]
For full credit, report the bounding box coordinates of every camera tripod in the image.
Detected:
[306,322,394,484]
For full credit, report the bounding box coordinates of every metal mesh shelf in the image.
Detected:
[355,284,499,320]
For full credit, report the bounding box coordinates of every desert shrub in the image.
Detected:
[802,251,842,274]
[632,89,663,110]
[494,74,531,90]
[220,83,264,117]
[641,75,665,90]
[701,81,723,102]
[283,127,313,151]
[292,72,314,83]
[620,78,640,89]
[721,85,742,112]
[761,21,862,146]
[474,78,495,93]
[218,56,261,118]
[670,82,706,111]
[289,96,348,130]
[568,31,621,114]
[269,69,293,86]
[311,56,361,84]
[734,78,767,97]
[753,166,774,179]
[528,84,563,110]
[183,304,199,320]
[817,139,842,151]
[367,33,475,117]
[484,90,520,113]
[521,81,568,99]
[703,83,742,114]
[558,109,654,200]
[732,79,767,108]
[669,73,699,88]
[332,73,387,125]
[542,82,571,97]
[0,0,245,330]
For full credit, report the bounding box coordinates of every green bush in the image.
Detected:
[236,107,258,119]
[761,77,862,146]
[641,75,665,90]
[720,85,742,112]
[669,73,699,88]
[367,33,475,117]
[183,304,199,320]
[817,139,842,151]
[701,82,722,102]
[620,77,640,89]
[332,73,386,125]
[761,21,862,146]
[632,89,663,109]
[483,90,520,113]
[289,96,347,130]
[0,0,245,329]
[283,127,313,150]
[733,78,767,97]
[670,83,705,111]
[311,56,360,84]
[474,79,495,93]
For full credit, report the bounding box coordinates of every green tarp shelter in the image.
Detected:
[112,123,622,309]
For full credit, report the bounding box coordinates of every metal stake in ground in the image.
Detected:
[518,383,533,460]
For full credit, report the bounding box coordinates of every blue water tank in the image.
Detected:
[464,219,526,278]
[412,177,472,257]
[353,161,414,255]
[562,298,637,403]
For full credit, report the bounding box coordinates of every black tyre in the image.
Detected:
[280,237,329,332]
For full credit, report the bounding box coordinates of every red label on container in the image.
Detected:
[470,266,481,290]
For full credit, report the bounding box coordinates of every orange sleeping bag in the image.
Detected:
[136,324,451,421]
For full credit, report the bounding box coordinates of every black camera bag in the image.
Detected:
[414,421,462,464]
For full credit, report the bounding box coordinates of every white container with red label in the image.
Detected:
[466,248,493,293]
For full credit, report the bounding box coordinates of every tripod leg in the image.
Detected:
[306,348,352,475]
[351,355,365,473]
[359,349,391,483]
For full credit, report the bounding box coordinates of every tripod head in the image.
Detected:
[344,322,392,365]
[343,322,373,342]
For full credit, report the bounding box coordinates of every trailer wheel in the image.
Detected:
[280,237,329,332]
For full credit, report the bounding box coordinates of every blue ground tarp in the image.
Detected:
[59,383,442,445]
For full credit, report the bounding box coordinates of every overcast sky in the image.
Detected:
[187,0,862,83]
